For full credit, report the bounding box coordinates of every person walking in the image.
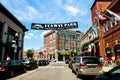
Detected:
[116,54,120,65]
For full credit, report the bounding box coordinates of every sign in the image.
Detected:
[31,22,78,30]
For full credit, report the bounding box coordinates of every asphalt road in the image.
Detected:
[8,61,96,80]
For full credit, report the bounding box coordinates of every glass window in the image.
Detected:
[83,58,100,64]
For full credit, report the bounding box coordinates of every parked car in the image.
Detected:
[65,59,70,64]
[0,60,26,79]
[96,65,120,80]
[72,56,102,78]
[21,58,38,70]
[38,59,49,66]
[68,56,77,69]
[49,59,56,62]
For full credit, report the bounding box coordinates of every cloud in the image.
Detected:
[25,31,39,39]
[65,5,79,16]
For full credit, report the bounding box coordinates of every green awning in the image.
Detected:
[105,47,111,54]
[114,45,120,54]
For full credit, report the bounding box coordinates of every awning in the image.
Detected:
[39,52,44,55]
[105,47,112,54]
[114,45,120,54]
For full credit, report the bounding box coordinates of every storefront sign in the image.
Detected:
[31,22,78,30]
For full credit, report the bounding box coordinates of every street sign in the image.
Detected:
[31,22,78,30]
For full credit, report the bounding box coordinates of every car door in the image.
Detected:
[12,60,20,74]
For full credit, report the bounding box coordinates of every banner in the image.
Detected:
[106,9,120,21]
[31,22,78,30]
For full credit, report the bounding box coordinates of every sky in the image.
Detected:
[1,0,95,51]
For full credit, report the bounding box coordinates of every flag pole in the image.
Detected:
[103,14,111,20]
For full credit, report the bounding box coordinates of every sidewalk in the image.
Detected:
[102,64,117,72]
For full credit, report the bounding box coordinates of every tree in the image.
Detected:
[26,49,34,58]
[81,42,89,51]
[69,50,78,57]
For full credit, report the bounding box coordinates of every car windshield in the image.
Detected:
[22,59,29,62]
[83,58,100,64]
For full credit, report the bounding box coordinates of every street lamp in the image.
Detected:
[12,33,18,59]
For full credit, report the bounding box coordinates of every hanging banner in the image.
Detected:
[31,22,78,30]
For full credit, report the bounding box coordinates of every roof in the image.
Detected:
[0,3,28,31]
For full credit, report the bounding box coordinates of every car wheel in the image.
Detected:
[31,66,34,70]
[10,70,14,78]
[72,69,74,73]
[23,68,26,73]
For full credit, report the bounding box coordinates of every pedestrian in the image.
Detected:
[99,56,104,64]
[111,54,115,65]
[104,55,109,66]
[116,54,120,65]
[6,55,11,60]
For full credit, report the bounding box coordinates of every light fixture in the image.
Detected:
[15,33,18,37]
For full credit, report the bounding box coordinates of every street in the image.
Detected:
[7,61,96,80]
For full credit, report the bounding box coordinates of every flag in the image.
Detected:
[106,9,120,21]
[95,10,106,20]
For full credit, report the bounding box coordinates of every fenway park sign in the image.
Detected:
[31,22,78,30]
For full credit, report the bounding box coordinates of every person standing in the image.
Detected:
[6,55,11,60]
[99,56,104,64]
[104,55,109,66]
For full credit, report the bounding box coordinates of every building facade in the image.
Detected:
[80,0,120,59]
[100,0,120,58]
[89,0,120,58]
[0,3,28,60]
[43,30,82,61]
[91,0,112,57]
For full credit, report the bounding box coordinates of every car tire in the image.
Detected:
[23,68,26,73]
[10,70,14,78]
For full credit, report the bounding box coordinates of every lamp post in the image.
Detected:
[12,33,18,59]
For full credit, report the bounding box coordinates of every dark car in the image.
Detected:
[68,56,77,69]
[65,59,69,64]
[96,65,120,80]
[21,58,38,70]
[38,59,48,66]
[0,60,26,79]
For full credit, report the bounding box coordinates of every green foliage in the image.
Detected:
[26,49,34,58]
[69,50,78,56]
[81,42,89,51]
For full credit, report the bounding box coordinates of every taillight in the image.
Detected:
[80,63,87,66]
[97,64,102,67]
[0,66,5,71]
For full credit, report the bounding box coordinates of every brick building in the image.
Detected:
[0,3,28,60]
[91,0,120,58]
[43,30,82,61]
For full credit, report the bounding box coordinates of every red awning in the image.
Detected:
[39,52,43,55]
